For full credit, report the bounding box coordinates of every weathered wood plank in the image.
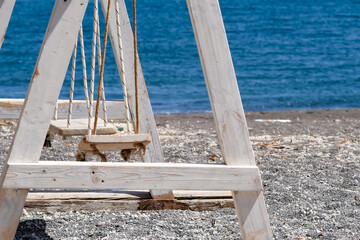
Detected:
[4,162,262,191]
[26,190,232,201]
[24,197,234,212]
[100,0,173,199]
[78,133,151,151]
[25,191,234,212]
[186,0,272,239]
[0,0,89,239]
[0,99,126,120]
[0,189,27,239]
[0,0,16,49]
[49,118,118,136]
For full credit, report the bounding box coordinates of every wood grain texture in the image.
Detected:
[0,189,27,240]
[26,190,232,201]
[2,0,89,165]
[49,118,118,136]
[78,133,151,151]
[4,162,262,191]
[0,99,126,120]
[0,1,89,239]
[100,0,173,199]
[0,0,16,49]
[186,0,273,239]
[25,191,234,212]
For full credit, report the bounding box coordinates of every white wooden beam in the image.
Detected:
[78,133,151,151]
[3,0,89,166]
[4,162,262,191]
[49,118,119,136]
[0,0,16,49]
[0,99,126,120]
[186,0,273,239]
[100,0,173,200]
[0,0,89,238]
[0,189,27,239]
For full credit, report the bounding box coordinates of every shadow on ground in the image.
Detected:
[15,219,53,240]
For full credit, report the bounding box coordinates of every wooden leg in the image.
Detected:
[187,0,273,238]
[233,191,272,238]
[100,0,174,200]
[0,189,28,239]
[0,0,16,49]
[0,0,89,237]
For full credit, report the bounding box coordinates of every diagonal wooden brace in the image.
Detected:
[0,0,16,49]
[186,0,273,238]
[0,0,89,238]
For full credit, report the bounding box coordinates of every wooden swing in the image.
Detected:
[49,2,121,137]
[77,0,151,157]
[0,0,272,238]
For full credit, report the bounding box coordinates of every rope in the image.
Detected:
[53,101,58,120]
[133,0,140,134]
[93,0,111,135]
[96,19,108,127]
[79,25,90,111]
[67,40,77,128]
[89,0,98,135]
[100,75,108,127]
[115,0,132,133]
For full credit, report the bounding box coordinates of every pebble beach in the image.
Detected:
[0,108,359,239]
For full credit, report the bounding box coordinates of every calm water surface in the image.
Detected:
[1,0,360,113]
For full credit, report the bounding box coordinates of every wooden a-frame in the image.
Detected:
[0,0,273,239]
[0,0,16,50]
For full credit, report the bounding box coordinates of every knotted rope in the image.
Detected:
[93,0,111,135]
[115,0,132,133]
[133,0,140,134]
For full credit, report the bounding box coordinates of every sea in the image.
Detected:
[1,0,360,114]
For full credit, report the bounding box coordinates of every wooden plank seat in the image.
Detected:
[78,133,151,152]
[49,118,120,136]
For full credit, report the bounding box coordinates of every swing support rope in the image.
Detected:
[79,25,90,111]
[93,0,140,135]
[67,38,77,128]
[95,9,108,128]
[89,0,108,135]
[66,24,92,129]
[89,0,98,135]
[115,0,132,133]
[133,0,140,134]
[93,0,111,135]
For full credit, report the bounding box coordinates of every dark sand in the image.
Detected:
[0,108,359,239]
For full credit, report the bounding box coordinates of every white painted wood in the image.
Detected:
[0,189,28,239]
[84,134,151,143]
[4,162,262,191]
[0,99,126,120]
[25,191,235,212]
[2,0,89,164]
[0,0,16,49]
[186,0,272,239]
[27,191,151,200]
[100,0,173,199]
[49,118,118,136]
[0,1,89,239]
[26,190,232,201]
[78,133,151,151]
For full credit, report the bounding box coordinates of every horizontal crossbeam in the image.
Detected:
[3,161,262,191]
[0,99,126,120]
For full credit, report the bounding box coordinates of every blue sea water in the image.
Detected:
[1,0,360,113]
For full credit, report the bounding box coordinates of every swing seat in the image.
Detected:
[49,118,119,136]
[77,133,151,152]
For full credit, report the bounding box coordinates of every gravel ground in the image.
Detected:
[0,108,359,239]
